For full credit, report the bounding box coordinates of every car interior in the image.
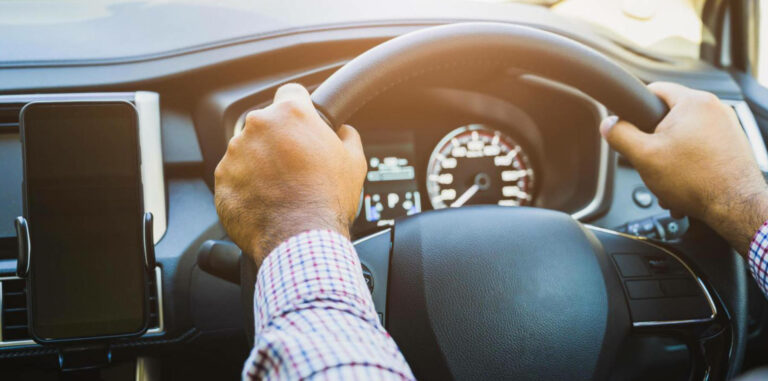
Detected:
[3,0,768,379]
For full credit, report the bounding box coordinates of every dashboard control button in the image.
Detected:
[627,218,659,239]
[626,280,664,299]
[632,187,654,208]
[667,221,679,234]
[654,215,689,240]
[615,213,688,241]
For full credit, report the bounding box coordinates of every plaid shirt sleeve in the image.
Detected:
[242,229,415,381]
[749,221,768,298]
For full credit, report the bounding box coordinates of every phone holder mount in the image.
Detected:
[13,212,156,372]
[13,216,30,278]
[14,212,156,278]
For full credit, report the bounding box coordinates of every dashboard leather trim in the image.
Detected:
[724,100,768,171]
[517,75,611,221]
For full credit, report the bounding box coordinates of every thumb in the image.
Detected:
[600,116,653,161]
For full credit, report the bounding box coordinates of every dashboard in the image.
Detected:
[2,1,768,378]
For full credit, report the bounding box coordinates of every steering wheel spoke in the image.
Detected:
[349,213,734,380]
[590,227,731,380]
[353,228,393,326]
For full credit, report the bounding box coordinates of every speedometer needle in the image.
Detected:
[451,184,479,208]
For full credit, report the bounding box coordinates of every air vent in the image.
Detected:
[0,267,164,347]
[147,267,162,332]
[0,278,29,342]
[0,103,22,134]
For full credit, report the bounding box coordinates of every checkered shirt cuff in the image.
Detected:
[749,221,768,298]
[243,229,415,380]
[253,229,376,331]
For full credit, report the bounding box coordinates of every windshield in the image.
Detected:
[0,0,710,64]
[526,0,709,59]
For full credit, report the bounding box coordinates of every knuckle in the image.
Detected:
[280,82,305,92]
[694,91,721,107]
[276,99,308,119]
[226,135,242,151]
[348,126,362,142]
[245,110,269,128]
[214,161,225,181]
[214,159,233,186]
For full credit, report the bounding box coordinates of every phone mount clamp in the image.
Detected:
[13,213,156,372]
[14,212,155,279]
[14,216,30,278]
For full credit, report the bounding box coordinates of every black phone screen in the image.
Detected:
[21,102,147,341]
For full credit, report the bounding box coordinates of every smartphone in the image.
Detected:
[20,101,148,343]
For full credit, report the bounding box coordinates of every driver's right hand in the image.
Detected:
[601,82,768,255]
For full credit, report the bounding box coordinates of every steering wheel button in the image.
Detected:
[626,280,664,299]
[613,254,650,277]
[647,256,685,275]
[660,278,700,297]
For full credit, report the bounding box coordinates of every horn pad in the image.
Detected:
[387,206,626,380]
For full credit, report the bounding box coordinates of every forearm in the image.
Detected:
[242,230,414,380]
[707,184,768,299]
[704,187,768,257]
[247,209,351,267]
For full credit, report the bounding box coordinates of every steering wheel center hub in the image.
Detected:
[387,206,625,379]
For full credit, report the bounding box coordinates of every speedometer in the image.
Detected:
[426,124,535,209]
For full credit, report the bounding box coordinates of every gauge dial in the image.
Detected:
[426,124,535,209]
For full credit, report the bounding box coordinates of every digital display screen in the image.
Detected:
[22,102,146,340]
[352,131,421,236]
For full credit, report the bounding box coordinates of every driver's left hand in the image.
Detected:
[214,83,367,265]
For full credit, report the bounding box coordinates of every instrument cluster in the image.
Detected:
[351,123,538,236]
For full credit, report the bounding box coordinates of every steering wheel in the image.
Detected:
[236,22,744,380]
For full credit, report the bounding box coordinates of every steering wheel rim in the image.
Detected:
[311,22,668,132]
